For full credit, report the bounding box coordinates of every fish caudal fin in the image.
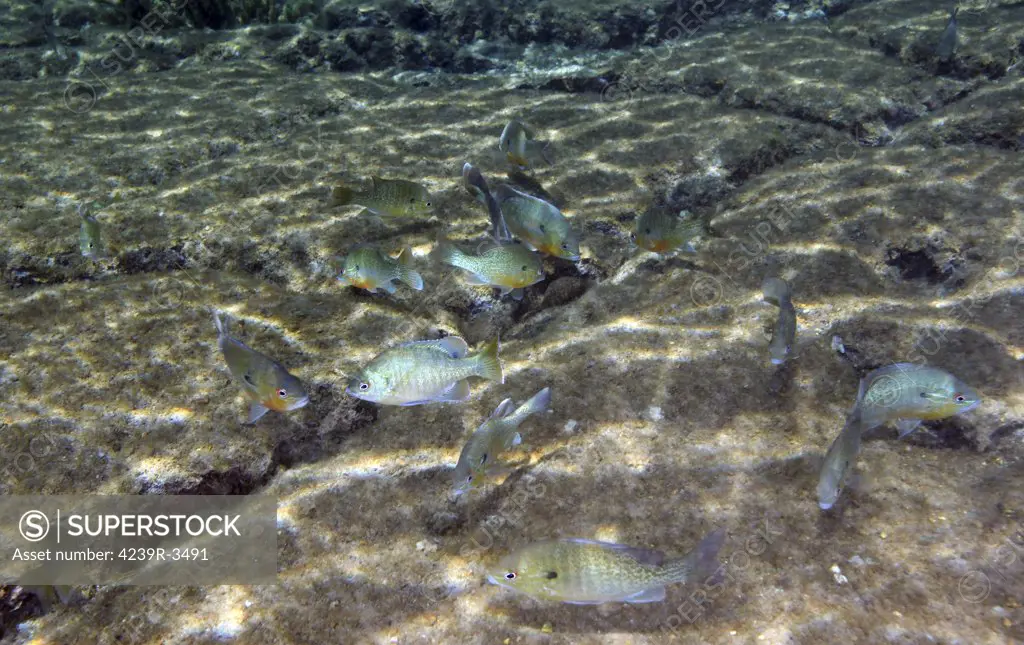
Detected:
[515,387,551,419]
[661,528,726,585]
[762,277,792,307]
[474,338,504,384]
[212,309,228,338]
[396,246,424,290]
[432,238,467,269]
[331,185,355,206]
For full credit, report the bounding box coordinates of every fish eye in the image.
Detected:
[504,572,516,580]
[955,393,966,402]
[359,382,370,391]
[426,201,431,206]
[480,453,487,464]
[277,388,287,398]
[544,571,558,579]
[645,228,652,234]
[561,243,568,249]
[354,265,360,271]
[521,265,528,271]
[466,475,473,483]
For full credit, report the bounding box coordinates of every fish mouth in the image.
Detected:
[294,395,311,409]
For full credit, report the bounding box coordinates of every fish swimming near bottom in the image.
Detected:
[487,528,726,604]
[452,387,551,495]
[433,238,545,300]
[214,311,309,423]
[337,245,423,294]
[762,277,796,365]
[78,203,103,259]
[632,209,703,254]
[817,362,981,509]
[857,362,981,437]
[346,336,503,406]
[331,176,432,217]
[936,6,959,62]
[492,184,580,261]
[817,397,866,511]
[462,162,511,242]
[498,120,553,169]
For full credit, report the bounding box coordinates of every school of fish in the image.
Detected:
[67,109,987,607]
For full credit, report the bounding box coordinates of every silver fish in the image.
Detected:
[452,387,551,495]
[762,277,796,365]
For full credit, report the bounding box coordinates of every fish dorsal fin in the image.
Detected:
[489,398,515,420]
[397,246,413,266]
[400,336,469,358]
[865,362,922,383]
[559,539,665,566]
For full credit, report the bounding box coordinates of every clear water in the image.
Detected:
[0,0,1022,643]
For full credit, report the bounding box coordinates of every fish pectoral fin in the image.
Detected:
[247,402,271,423]
[434,380,471,403]
[464,272,491,286]
[510,432,522,447]
[510,288,524,301]
[622,586,666,604]
[896,418,923,438]
[381,281,398,295]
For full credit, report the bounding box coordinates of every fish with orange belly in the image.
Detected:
[214,312,309,423]
[337,245,424,294]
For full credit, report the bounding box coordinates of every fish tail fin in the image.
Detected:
[676,217,704,240]
[331,185,355,206]
[762,277,791,308]
[396,246,425,291]
[474,338,504,384]
[432,237,466,268]
[662,528,726,585]
[514,387,551,419]
[212,309,227,338]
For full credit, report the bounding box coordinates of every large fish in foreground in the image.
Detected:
[487,528,726,604]
[762,277,796,365]
[452,387,551,495]
[214,312,309,423]
[331,176,432,217]
[492,184,580,261]
[817,362,981,509]
[346,336,503,406]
